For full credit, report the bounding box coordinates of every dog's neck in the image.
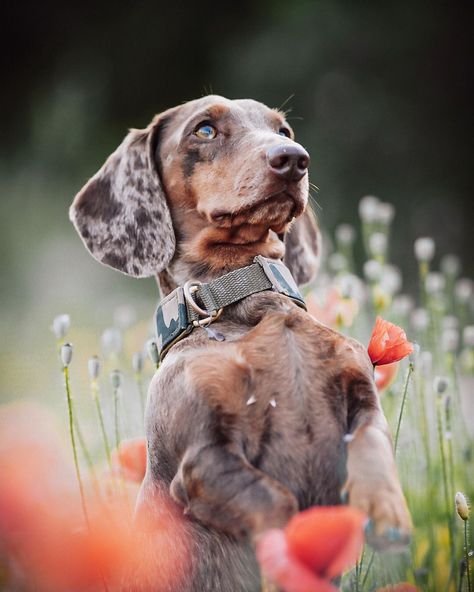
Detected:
[156,233,286,298]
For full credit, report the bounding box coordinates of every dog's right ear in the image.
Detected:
[69,114,175,278]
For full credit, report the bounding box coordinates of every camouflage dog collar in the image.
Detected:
[155,255,306,360]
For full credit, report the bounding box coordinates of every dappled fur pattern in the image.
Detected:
[71,95,411,591]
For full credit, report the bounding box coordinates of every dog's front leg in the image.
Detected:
[170,442,298,539]
[344,396,412,550]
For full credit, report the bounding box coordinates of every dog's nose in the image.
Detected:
[267,144,310,182]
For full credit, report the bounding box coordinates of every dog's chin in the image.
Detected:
[207,188,304,231]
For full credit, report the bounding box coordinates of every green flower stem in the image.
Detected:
[436,395,455,587]
[394,362,414,457]
[73,415,101,501]
[444,402,455,505]
[465,519,472,592]
[63,365,89,529]
[91,380,112,471]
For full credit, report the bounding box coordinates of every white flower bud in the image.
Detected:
[101,328,123,357]
[375,202,395,225]
[433,376,449,394]
[146,339,160,366]
[132,351,144,374]
[414,237,435,262]
[392,295,414,317]
[88,355,101,380]
[380,264,402,295]
[113,305,137,330]
[60,343,73,368]
[336,273,365,302]
[335,224,356,246]
[359,195,380,223]
[369,232,388,257]
[411,308,429,331]
[455,492,470,521]
[442,328,459,352]
[110,369,122,390]
[363,259,383,282]
[455,278,473,303]
[51,314,71,340]
[440,254,461,277]
[463,326,474,348]
[328,252,348,273]
[425,272,445,294]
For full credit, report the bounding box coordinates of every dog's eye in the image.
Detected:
[194,124,217,140]
[278,127,291,138]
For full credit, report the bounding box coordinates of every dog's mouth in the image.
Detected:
[208,189,303,232]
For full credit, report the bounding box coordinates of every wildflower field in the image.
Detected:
[0,195,472,592]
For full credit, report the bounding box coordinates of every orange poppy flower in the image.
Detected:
[112,437,147,482]
[368,317,413,366]
[0,403,189,592]
[256,506,366,592]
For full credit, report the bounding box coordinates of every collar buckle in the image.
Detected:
[183,280,223,327]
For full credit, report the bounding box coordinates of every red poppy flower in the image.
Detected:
[368,317,414,366]
[0,403,189,592]
[256,506,366,592]
[112,437,147,482]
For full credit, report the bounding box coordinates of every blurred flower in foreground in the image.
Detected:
[256,506,366,592]
[51,314,71,340]
[111,438,147,483]
[0,403,188,592]
[368,317,414,366]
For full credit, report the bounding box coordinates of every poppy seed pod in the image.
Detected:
[132,351,144,374]
[359,195,380,223]
[455,492,469,521]
[51,314,71,340]
[60,343,73,368]
[88,356,101,381]
[414,237,435,262]
[110,369,123,390]
[433,376,449,395]
[335,224,356,246]
[146,340,160,366]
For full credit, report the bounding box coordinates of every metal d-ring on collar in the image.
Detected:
[183,280,223,327]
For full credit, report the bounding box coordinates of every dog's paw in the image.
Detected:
[341,478,411,552]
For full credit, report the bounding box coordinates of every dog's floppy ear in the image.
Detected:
[69,116,175,278]
[284,205,321,286]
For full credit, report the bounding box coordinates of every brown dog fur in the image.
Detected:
[70,96,411,591]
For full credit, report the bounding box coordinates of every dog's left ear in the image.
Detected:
[69,114,175,278]
[283,205,321,285]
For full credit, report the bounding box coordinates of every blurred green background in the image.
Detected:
[1,0,472,404]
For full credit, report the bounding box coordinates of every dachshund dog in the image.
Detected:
[70,95,411,591]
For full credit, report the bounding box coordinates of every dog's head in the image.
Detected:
[70,95,320,287]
